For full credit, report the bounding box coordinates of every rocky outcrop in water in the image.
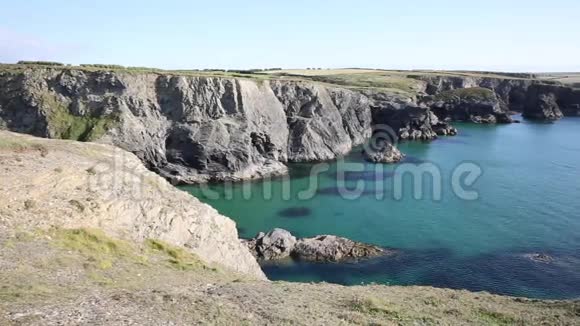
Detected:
[244,228,297,260]
[362,141,405,163]
[244,229,390,262]
[293,235,388,262]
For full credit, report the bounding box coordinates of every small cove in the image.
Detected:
[183,117,580,299]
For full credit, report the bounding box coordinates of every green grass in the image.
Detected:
[302,72,421,94]
[0,136,49,156]
[476,308,520,325]
[434,87,496,101]
[51,228,139,270]
[0,63,274,82]
[349,297,405,320]
[0,283,55,301]
[17,60,64,66]
[146,239,208,271]
[39,92,118,141]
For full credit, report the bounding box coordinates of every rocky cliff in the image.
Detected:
[0,130,265,279]
[413,74,580,120]
[1,67,580,184]
[0,68,372,184]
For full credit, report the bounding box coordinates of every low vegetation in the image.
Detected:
[17,61,65,66]
[51,228,139,270]
[79,64,125,69]
[0,137,49,155]
[1,227,579,324]
[435,87,496,101]
[39,92,117,141]
[146,239,207,271]
[349,297,406,321]
[305,72,421,93]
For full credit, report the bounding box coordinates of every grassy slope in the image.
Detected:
[1,229,578,325]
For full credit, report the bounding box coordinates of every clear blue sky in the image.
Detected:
[1,0,579,71]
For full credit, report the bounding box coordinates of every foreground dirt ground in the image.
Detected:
[1,230,578,326]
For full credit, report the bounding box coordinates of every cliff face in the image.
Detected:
[1,68,580,184]
[414,75,580,120]
[0,130,265,279]
[0,69,370,184]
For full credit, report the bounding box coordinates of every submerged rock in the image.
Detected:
[277,207,312,218]
[245,229,390,262]
[524,253,554,264]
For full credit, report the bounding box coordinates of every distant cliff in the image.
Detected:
[413,74,580,120]
[1,67,579,183]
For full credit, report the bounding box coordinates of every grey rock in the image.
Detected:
[248,228,297,260]
[245,229,389,262]
[522,85,563,120]
[369,102,449,141]
[0,70,373,184]
[423,88,512,124]
[293,235,388,262]
[3,68,580,186]
[413,74,580,121]
[270,81,371,162]
[362,141,405,163]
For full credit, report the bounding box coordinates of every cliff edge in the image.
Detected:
[0,130,265,279]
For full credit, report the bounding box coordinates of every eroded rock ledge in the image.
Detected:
[243,228,393,262]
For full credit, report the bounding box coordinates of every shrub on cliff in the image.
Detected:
[80,64,126,69]
[17,61,65,66]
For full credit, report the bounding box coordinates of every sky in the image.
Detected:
[1,0,579,72]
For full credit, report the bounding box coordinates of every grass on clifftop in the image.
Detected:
[434,87,496,101]
[0,63,275,82]
[52,228,144,270]
[305,72,421,94]
[39,93,118,141]
[146,239,208,271]
[51,229,211,272]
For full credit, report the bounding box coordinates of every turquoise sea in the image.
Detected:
[183,116,580,299]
